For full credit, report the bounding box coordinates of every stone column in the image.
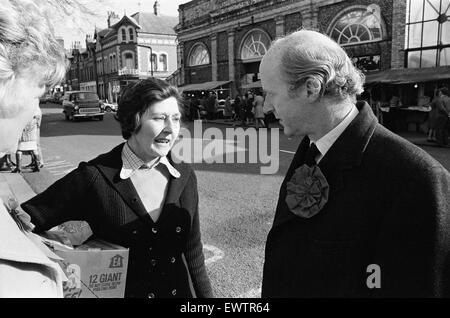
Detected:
[228,29,236,96]
[211,33,218,82]
[178,41,185,86]
[391,0,407,69]
[302,4,319,31]
[275,15,285,39]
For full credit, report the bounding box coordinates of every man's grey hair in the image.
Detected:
[271,29,365,100]
[0,0,67,89]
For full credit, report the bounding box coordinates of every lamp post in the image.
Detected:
[138,44,153,77]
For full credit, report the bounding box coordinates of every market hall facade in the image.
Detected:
[174,0,450,132]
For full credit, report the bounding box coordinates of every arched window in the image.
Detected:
[109,56,113,73]
[159,54,167,71]
[121,29,127,42]
[150,53,158,71]
[188,43,210,66]
[329,5,383,46]
[129,28,134,42]
[240,29,271,61]
[124,52,134,69]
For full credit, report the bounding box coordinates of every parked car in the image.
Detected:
[51,92,63,104]
[39,93,52,104]
[100,100,118,112]
[62,91,104,121]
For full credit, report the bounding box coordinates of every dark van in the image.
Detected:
[62,91,104,121]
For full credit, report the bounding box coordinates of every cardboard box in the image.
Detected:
[50,237,129,298]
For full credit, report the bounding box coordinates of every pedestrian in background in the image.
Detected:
[206,91,218,120]
[224,95,233,120]
[12,107,42,173]
[240,93,248,126]
[21,78,214,298]
[260,29,450,297]
[252,90,265,129]
[232,95,242,123]
[427,90,440,142]
[245,91,254,125]
[440,87,450,144]
[0,0,67,297]
[190,96,200,120]
[433,88,450,147]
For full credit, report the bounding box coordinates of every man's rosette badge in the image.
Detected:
[285,165,329,218]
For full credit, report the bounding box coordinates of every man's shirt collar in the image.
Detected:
[309,105,359,163]
[120,142,180,179]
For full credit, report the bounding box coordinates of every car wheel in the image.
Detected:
[105,106,112,112]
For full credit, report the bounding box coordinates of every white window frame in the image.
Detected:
[128,27,135,42]
[122,51,135,70]
[158,52,168,72]
[326,5,386,47]
[120,27,127,43]
[150,52,158,72]
[188,42,210,66]
[239,29,272,62]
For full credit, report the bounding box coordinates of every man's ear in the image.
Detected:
[305,78,321,100]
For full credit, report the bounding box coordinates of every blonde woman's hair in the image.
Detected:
[272,29,365,100]
[0,0,67,88]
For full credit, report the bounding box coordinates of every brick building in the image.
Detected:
[66,2,178,103]
[175,0,450,111]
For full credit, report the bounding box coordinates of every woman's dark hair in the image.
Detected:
[116,78,182,139]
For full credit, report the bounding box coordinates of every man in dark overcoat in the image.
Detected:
[260,29,450,297]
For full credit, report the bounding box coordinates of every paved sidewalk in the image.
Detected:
[0,172,36,205]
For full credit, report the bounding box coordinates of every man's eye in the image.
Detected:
[172,116,181,122]
[153,116,166,120]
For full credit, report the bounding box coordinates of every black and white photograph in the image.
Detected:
[1,0,450,306]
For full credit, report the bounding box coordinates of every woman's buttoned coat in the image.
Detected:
[22,143,213,298]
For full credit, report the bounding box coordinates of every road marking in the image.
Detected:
[45,160,70,167]
[237,288,261,298]
[46,164,75,170]
[43,158,76,177]
[53,169,75,176]
[203,244,224,266]
[280,150,295,154]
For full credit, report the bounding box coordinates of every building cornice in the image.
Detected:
[177,1,310,42]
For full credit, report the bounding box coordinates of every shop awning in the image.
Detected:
[365,66,450,85]
[241,80,261,89]
[178,80,231,92]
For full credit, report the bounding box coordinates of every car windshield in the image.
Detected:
[77,92,98,100]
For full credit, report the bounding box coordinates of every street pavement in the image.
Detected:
[1,103,449,298]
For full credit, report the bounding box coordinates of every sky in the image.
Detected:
[54,0,191,49]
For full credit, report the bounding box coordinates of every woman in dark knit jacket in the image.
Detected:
[22,78,213,298]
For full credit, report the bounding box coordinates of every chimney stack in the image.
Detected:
[107,11,120,28]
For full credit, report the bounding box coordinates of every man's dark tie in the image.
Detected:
[305,143,320,167]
